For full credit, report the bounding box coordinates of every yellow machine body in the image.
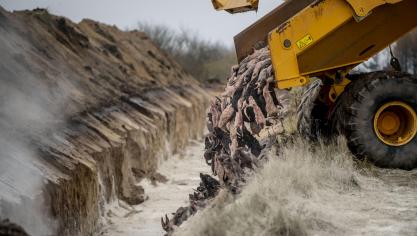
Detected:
[268,0,417,90]
[212,0,417,166]
[214,0,417,92]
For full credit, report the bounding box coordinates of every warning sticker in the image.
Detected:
[296,34,314,50]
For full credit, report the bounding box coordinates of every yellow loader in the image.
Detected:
[212,0,417,169]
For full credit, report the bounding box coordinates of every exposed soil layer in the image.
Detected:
[0,7,209,236]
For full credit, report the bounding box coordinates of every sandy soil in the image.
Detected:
[100,140,209,236]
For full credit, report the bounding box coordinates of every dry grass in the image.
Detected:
[175,136,359,236]
[176,118,417,236]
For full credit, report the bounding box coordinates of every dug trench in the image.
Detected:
[0,7,209,236]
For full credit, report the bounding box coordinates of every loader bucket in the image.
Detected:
[211,0,259,14]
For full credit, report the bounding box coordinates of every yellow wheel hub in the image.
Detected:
[374,101,417,146]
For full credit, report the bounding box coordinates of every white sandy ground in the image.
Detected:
[100,140,209,236]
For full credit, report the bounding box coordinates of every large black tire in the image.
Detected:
[297,79,330,140]
[331,71,417,170]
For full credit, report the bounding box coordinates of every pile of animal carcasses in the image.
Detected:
[205,47,290,191]
[162,47,291,235]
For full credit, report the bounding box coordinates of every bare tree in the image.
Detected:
[137,23,236,84]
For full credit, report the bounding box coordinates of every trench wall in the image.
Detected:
[0,8,209,235]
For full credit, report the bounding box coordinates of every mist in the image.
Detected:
[0,15,69,235]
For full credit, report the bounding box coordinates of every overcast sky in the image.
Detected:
[0,0,282,46]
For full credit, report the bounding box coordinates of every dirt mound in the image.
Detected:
[0,7,209,236]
